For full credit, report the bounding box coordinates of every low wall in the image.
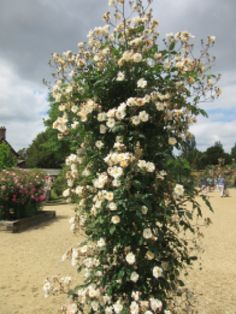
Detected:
[0,210,56,233]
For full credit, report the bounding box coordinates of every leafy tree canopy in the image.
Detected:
[0,142,17,170]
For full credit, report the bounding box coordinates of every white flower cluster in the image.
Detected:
[77,99,99,122]
[118,50,143,66]
[48,0,220,313]
[104,151,135,168]
[73,284,168,314]
[93,172,109,189]
[52,114,68,134]
[43,276,72,298]
[137,160,155,173]
[62,153,84,199]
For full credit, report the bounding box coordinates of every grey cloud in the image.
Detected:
[0,0,107,83]
[156,0,236,72]
[0,0,235,82]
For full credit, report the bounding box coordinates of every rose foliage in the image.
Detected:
[0,169,46,220]
[46,0,220,313]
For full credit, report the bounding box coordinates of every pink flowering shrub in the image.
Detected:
[0,169,46,220]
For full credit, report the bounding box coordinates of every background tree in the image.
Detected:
[0,142,17,170]
[180,136,206,169]
[204,141,231,166]
[26,97,73,168]
[26,128,70,168]
[231,143,236,162]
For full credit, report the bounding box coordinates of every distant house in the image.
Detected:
[0,126,24,166]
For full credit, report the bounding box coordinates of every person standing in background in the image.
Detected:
[218,176,225,197]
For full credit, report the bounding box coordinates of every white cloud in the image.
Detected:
[0,58,48,150]
[191,118,236,153]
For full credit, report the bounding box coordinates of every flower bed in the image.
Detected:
[0,169,46,220]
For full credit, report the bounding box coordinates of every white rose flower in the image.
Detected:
[71,248,79,267]
[137,78,147,88]
[125,252,136,265]
[71,121,79,129]
[208,35,216,44]
[164,311,172,314]
[105,306,113,314]
[145,250,155,260]
[108,0,115,6]
[71,105,78,113]
[143,228,153,239]
[113,300,123,314]
[97,238,106,247]
[111,215,120,224]
[130,301,139,314]
[109,202,117,211]
[82,168,91,177]
[75,186,83,196]
[93,173,108,189]
[137,160,146,170]
[95,140,104,149]
[43,280,52,298]
[91,301,99,311]
[141,205,148,215]
[131,291,140,301]
[58,104,66,111]
[155,102,165,111]
[174,184,185,196]
[67,179,74,187]
[139,110,149,122]
[116,104,126,120]
[146,162,155,172]
[131,116,141,125]
[103,295,112,304]
[145,311,153,314]
[154,52,162,60]
[88,285,100,298]
[106,118,116,129]
[108,166,123,178]
[122,50,133,62]
[150,298,162,312]
[97,112,107,122]
[133,53,142,63]
[105,191,114,201]
[112,179,121,187]
[168,137,177,145]
[130,272,139,282]
[152,266,163,279]
[63,189,70,197]
[117,71,125,81]
[100,124,107,134]
[80,245,88,253]
[66,303,78,314]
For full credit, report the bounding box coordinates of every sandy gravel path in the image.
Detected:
[0,190,236,314]
[0,204,78,314]
[187,189,236,314]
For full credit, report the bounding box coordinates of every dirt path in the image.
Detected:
[0,191,236,314]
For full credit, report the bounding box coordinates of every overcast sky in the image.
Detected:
[0,0,235,152]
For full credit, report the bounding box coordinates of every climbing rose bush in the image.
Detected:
[0,169,46,220]
[46,0,220,312]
